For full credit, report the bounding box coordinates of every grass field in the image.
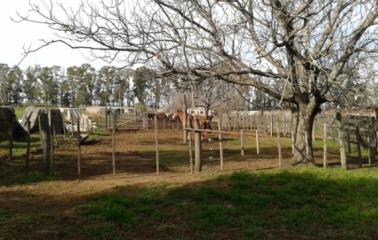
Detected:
[1,128,377,239]
[1,167,378,239]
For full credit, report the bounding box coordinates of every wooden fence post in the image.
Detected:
[194,117,202,173]
[346,131,351,154]
[240,129,245,156]
[25,118,31,173]
[256,129,260,156]
[154,115,160,174]
[183,101,187,143]
[284,116,288,136]
[323,123,327,168]
[367,130,372,167]
[112,113,116,175]
[218,120,224,171]
[356,126,362,167]
[48,110,54,174]
[77,118,81,177]
[277,123,282,168]
[188,131,193,174]
[270,115,273,137]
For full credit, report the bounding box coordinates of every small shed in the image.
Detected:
[59,108,93,132]
[0,107,26,141]
[20,107,64,134]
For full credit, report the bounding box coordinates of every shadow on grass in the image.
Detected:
[0,168,57,186]
[75,168,378,240]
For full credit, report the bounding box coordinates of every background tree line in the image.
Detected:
[1,61,376,112]
[0,63,175,109]
[1,62,299,111]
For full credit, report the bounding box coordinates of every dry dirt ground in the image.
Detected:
[0,129,360,239]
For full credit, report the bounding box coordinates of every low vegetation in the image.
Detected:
[75,168,378,239]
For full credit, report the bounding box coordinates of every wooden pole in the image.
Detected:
[112,112,116,175]
[70,110,75,137]
[188,131,193,174]
[368,130,372,167]
[240,129,245,156]
[256,129,260,156]
[346,131,351,154]
[154,115,160,174]
[77,118,81,177]
[25,118,31,173]
[105,104,108,133]
[277,123,282,168]
[48,110,54,174]
[323,123,327,168]
[218,120,224,171]
[194,117,202,173]
[270,115,273,137]
[356,126,362,167]
[284,116,288,136]
[183,98,187,143]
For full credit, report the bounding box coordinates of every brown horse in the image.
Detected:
[173,110,213,140]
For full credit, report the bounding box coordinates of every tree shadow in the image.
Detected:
[76,169,378,239]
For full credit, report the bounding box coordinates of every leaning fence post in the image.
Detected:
[323,123,327,168]
[154,115,160,174]
[218,120,224,171]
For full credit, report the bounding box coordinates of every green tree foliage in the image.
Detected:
[133,67,157,108]
[24,65,42,104]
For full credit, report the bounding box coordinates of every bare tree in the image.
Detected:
[18,0,378,164]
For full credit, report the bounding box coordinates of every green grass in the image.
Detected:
[77,167,378,239]
[0,135,41,158]
[0,170,57,186]
[0,208,10,223]
[14,106,26,119]
[20,214,34,225]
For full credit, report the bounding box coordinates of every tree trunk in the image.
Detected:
[292,100,321,165]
